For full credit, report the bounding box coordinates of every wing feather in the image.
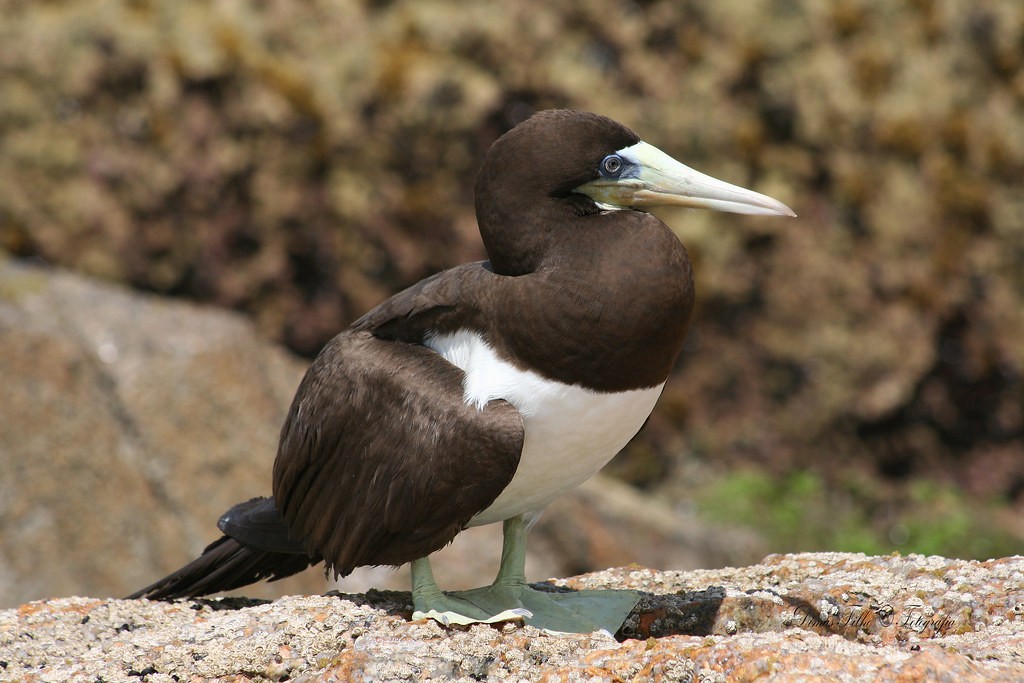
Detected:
[273,328,523,578]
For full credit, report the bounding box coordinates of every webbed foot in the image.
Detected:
[409,517,640,633]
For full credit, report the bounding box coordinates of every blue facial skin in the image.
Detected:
[598,153,639,181]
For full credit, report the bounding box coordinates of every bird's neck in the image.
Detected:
[475,184,597,276]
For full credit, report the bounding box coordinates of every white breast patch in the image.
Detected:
[425,330,664,526]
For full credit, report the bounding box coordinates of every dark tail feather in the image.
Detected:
[128,496,322,600]
[126,535,319,600]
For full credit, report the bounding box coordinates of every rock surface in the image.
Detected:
[0,255,323,606]
[2,553,1023,682]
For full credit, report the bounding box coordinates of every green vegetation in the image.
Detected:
[696,469,1020,560]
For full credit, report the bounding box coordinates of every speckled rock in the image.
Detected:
[2,553,1022,682]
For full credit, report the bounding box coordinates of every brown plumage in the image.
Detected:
[274,330,524,576]
[129,110,790,605]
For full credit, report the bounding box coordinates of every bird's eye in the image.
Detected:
[600,154,623,177]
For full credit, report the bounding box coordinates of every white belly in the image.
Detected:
[425,330,664,526]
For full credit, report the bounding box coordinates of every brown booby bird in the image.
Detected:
[129,110,795,633]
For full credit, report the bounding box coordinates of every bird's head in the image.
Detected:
[475,109,795,275]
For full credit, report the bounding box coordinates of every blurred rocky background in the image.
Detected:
[1,0,1022,607]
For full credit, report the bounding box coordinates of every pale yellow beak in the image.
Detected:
[575,141,796,217]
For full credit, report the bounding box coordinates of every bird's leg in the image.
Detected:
[492,515,530,588]
[410,557,448,611]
